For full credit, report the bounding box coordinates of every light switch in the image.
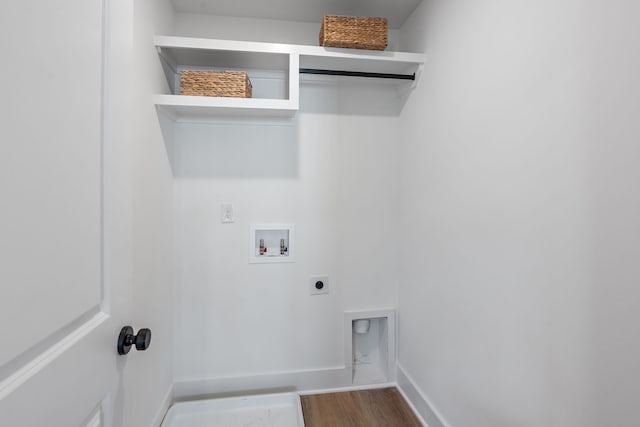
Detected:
[221,203,234,223]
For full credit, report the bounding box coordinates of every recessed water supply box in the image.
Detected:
[249,224,295,263]
[344,309,396,385]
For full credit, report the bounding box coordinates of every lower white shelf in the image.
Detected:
[154,94,298,119]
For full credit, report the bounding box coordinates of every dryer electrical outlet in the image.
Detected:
[309,275,329,295]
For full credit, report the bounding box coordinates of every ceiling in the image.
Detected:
[170,0,422,29]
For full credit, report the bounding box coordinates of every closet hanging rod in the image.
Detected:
[299,68,415,81]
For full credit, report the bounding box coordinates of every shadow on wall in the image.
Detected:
[173,119,300,178]
[300,79,404,117]
[584,2,640,422]
[164,80,404,178]
[157,110,176,173]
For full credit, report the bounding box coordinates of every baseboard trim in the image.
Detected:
[396,363,449,427]
[150,383,174,427]
[170,365,444,426]
[395,383,429,427]
[173,366,353,401]
[297,381,397,395]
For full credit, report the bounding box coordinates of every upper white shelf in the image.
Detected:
[154,35,425,119]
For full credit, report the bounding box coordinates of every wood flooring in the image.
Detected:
[301,387,422,427]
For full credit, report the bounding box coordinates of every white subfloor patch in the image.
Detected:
[161,393,305,427]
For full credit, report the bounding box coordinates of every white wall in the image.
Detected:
[398,1,640,426]
[171,15,402,386]
[174,13,401,50]
[124,1,176,426]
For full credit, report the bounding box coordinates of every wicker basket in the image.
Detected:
[319,15,388,51]
[180,70,252,98]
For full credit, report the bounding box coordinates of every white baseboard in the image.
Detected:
[151,383,174,427]
[173,366,353,400]
[168,365,446,427]
[396,363,449,427]
[297,382,396,395]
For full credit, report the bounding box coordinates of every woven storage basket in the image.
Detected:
[319,15,388,51]
[180,70,252,98]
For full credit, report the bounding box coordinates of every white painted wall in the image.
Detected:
[398,1,640,426]
[124,1,176,425]
[174,13,401,50]
[171,16,403,385]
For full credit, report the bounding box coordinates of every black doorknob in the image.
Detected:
[117,326,152,355]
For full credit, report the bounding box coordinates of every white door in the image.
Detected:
[0,0,136,425]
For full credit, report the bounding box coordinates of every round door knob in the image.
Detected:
[117,326,152,355]
[135,328,151,351]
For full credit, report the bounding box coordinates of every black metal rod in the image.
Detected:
[299,68,415,81]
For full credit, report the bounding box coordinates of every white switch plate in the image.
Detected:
[221,203,234,223]
[310,275,329,295]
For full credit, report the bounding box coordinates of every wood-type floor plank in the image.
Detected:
[301,387,422,427]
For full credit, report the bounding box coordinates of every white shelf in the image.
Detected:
[298,45,425,76]
[156,35,425,72]
[155,35,425,118]
[154,95,297,119]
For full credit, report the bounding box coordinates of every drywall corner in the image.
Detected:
[397,363,449,427]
